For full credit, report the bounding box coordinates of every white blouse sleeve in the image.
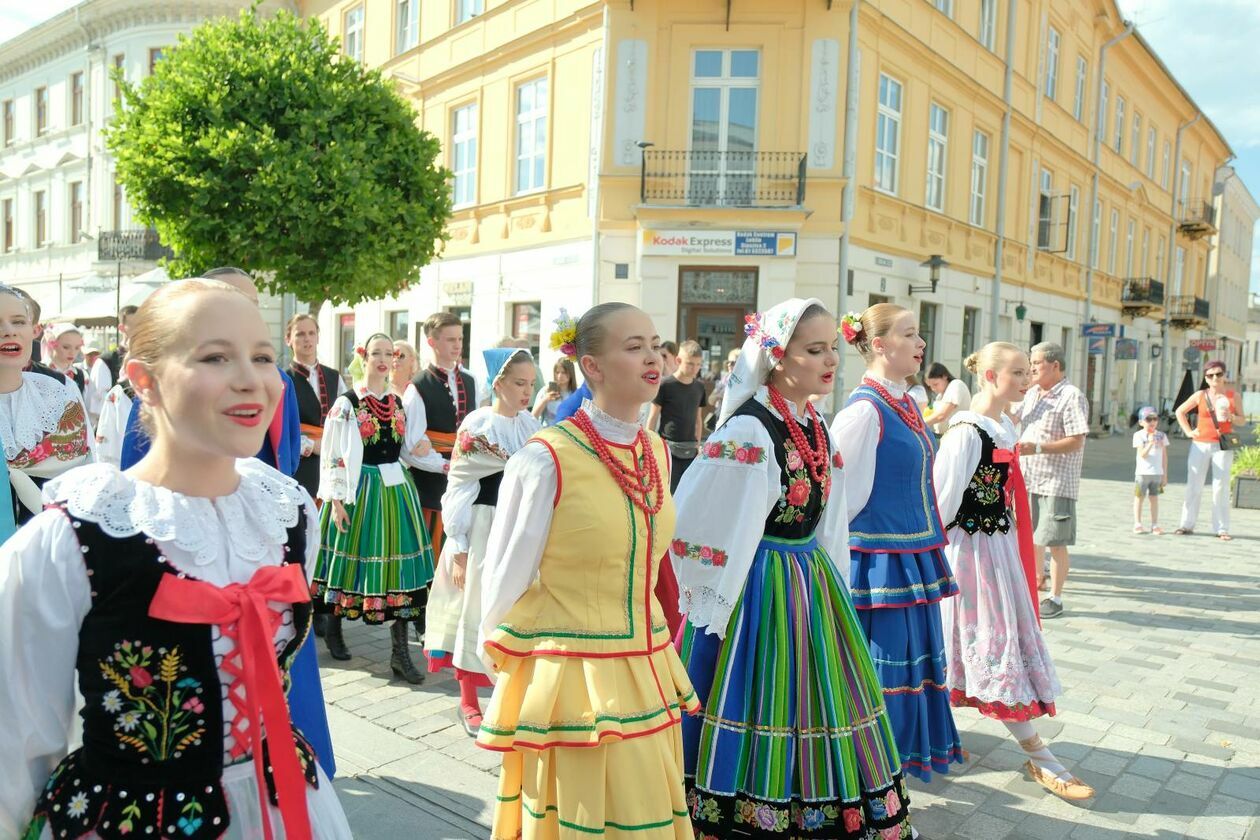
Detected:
[317,395,363,502]
[815,454,852,588]
[478,441,557,670]
[0,510,93,836]
[933,422,982,526]
[400,384,447,473]
[439,426,509,555]
[671,416,779,637]
[830,399,881,521]
[302,492,321,582]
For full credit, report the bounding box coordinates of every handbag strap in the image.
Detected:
[1202,390,1227,434]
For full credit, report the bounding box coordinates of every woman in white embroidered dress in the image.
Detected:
[0,278,350,839]
[0,285,94,525]
[424,347,540,736]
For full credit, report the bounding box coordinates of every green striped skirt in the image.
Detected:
[680,534,912,839]
[312,464,435,624]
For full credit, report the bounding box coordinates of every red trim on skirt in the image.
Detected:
[950,688,1056,722]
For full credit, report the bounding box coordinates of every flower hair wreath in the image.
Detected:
[354,345,367,358]
[839,312,865,345]
[548,308,578,359]
[744,312,785,360]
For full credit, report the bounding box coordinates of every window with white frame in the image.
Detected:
[1161,140,1170,189]
[1066,185,1080,260]
[970,130,989,227]
[515,77,548,194]
[875,73,903,194]
[35,87,48,136]
[1140,227,1150,276]
[396,0,418,54]
[1044,27,1060,101]
[69,181,83,242]
[1108,208,1119,274]
[1125,219,1135,277]
[2,199,13,252]
[457,0,484,24]
[1037,168,1054,249]
[1091,198,1101,269]
[1073,56,1087,121]
[933,0,953,16]
[689,50,760,206]
[1113,96,1125,153]
[1178,160,1192,215]
[1156,234,1166,282]
[926,103,949,212]
[1146,127,1156,179]
[34,190,47,247]
[1174,245,1186,294]
[451,103,478,207]
[1099,81,1109,147]
[343,5,364,62]
[979,0,997,50]
[1130,113,1142,167]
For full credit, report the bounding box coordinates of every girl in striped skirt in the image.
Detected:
[312,333,435,681]
[673,298,912,839]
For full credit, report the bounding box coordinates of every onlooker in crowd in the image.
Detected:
[1017,342,1089,619]
[99,304,138,386]
[707,347,742,422]
[532,358,577,426]
[905,373,930,412]
[660,340,679,380]
[926,362,972,434]
[1174,360,1244,540]
[1133,406,1168,535]
[648,340,706,491]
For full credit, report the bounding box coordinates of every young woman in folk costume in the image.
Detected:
[476,303,699,840]
[0,279,351,840]
[672,299,912,840]
[830,303,965,783]
[423,347,541,737]
[311,333,435,680]
[0,286,94,528]
[934,343,1093,800]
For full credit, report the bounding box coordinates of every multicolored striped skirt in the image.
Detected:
[679,534,912,839]
[312,464,435,624]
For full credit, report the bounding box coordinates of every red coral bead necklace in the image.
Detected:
[767,386,831,489]
[571,409,664,516]
[862,376,926,433]
[363,392,397,422]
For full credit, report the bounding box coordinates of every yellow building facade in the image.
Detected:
[299,0,1241,420]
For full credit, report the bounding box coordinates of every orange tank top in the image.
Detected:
[1195,390,1237,441]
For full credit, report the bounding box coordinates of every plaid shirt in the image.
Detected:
[1018,378,1090,500]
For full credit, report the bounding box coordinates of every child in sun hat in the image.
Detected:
[1133,406,1168,535]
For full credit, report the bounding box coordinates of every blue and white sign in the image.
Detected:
[1081,322,1117,338]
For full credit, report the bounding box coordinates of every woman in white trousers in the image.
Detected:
[1174,360,1244,540]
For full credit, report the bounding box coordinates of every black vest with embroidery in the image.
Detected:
[409,367,474,509]
[946,423,1012,535]
[344,391,407,467]
[732,398,830,540]
[289,362,339,496]
[29,507,318,840]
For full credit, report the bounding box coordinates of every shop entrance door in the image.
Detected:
[678,266,758,378]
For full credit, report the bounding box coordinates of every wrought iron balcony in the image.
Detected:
[1121,277,1164,315]
[98,228,174,262]
[640,150,807,208]
[1168,295,1210,327]
[1178,200,1217,240]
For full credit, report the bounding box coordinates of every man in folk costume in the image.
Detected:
[285,313,347,499]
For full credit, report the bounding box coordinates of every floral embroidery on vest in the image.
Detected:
[774,441,827,525]
[455,431,511,461]
[99,641,206,759]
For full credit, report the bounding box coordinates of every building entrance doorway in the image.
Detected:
[678,266,758,377]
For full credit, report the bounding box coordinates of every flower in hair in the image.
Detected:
[839,312,864,345]
[744,312,785,360]
[549,308,578,359]
[354,345,366,358]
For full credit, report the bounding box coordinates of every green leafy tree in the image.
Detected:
[107,9,452,306]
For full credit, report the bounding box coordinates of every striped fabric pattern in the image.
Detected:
[680,535,912,839]
[312,465,435,623]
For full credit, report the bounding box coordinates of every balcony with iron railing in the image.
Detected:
[640,150,807,208]
[1178,200,1217,240]
[97,228,174,262]
[1168,294,1210,327]
[1121,277,1164,315]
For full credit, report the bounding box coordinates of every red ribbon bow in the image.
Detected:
[992,448,1040,624]
[148,563,313,840]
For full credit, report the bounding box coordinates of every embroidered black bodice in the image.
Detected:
[733,398,830,540]
[946,423,1012,536]
[28,508,318,840]
[345,391,406,466]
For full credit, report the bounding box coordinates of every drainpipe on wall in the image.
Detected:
[834,0,860,402]
[591,4,610,310]
[1158,112,1201,409]
[1082,20,1133,421]
[75,8,96,251]
[989,0,1019,342]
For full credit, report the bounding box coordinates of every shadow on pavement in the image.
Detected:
[335,774,484,839]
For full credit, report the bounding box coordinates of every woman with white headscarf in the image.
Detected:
[672,299,912,840]
[423,347,540,737]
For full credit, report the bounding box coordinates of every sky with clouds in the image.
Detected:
[2,0,1257,290]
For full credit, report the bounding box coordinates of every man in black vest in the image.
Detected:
[284,312,345,498]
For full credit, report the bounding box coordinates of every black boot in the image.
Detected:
[312,613,329,638]
[323,616,351,661]
[391,620,425,685]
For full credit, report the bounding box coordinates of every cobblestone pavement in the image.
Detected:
[325,433,1260,839]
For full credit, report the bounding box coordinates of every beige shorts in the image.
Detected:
[1031,494,1076,546]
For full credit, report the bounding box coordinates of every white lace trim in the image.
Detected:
[580,398,642,444]
[0,372,75,460]
[43,459,305,567]
[680,585,737,639]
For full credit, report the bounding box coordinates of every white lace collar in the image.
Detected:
[43,458,306,567]
[0,371,75,460]
[580,398,641,445]
[863,373,908,399]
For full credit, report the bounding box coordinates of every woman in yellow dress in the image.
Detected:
[476,302,699,839]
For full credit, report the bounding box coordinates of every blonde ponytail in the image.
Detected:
[968,341,1023,379]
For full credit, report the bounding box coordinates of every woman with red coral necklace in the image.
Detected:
[312,333,434,679]
[831,303,965,787]
[476,303,699,839]
[672,298,912,840]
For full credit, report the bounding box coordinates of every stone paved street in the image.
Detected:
[324,433,1260,839]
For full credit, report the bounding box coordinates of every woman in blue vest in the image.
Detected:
[830,302,965,783]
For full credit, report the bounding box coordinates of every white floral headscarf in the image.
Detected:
[716,297,827,428]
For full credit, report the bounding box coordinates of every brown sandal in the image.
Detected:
[1024,760,1096,800]
[1174,528,1193,535]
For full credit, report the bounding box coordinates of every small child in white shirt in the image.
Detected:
[1133,406,1169,534]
